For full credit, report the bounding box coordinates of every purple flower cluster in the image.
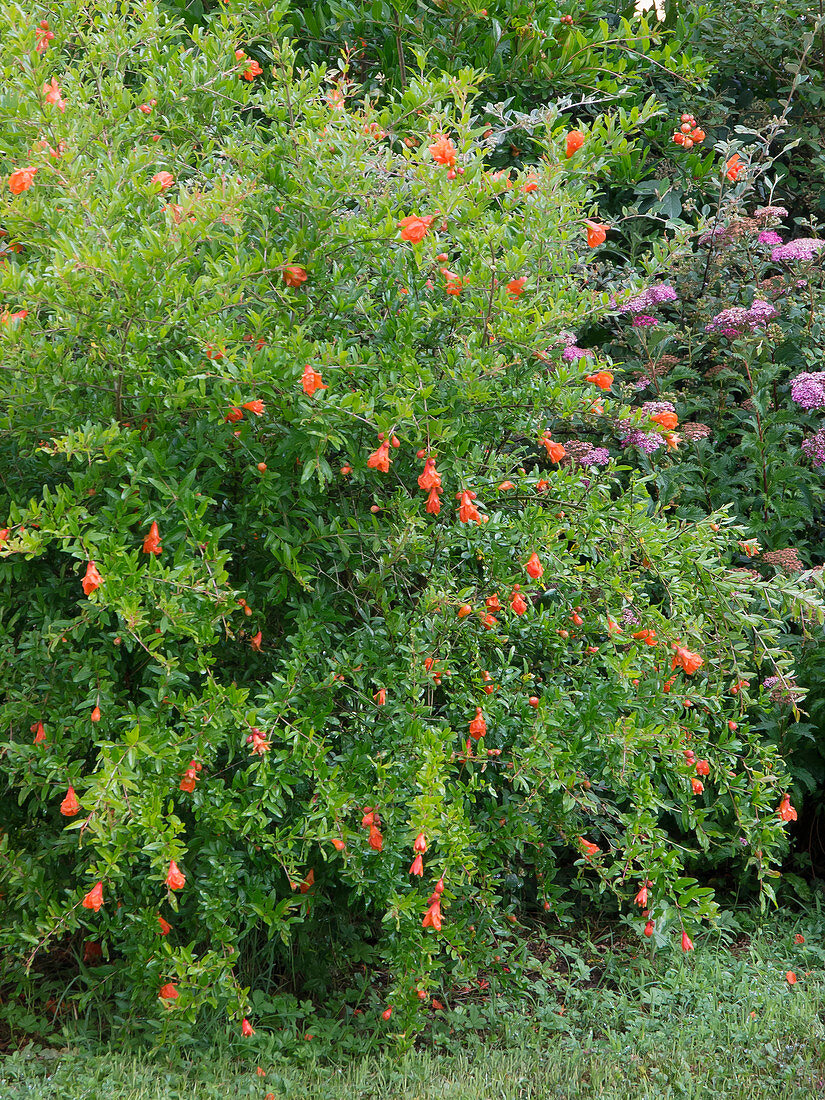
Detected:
[758,229,782,246]
[615,284,678,314]
[699,226,727,247]
[755,205,788,220]
[641,400,675,416]
[705,299,778,336]
[562,345,594,362]
[621,430,663,454]
[771,238,824,263]
[790,372,825,410]
[583,447,610,466]
[802,427,825,467]
[632,314,658,328]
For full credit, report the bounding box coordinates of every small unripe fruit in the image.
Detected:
[528,696,539,707]
[257,462,267,472]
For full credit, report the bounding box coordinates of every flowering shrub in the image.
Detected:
[0,1,818,1041]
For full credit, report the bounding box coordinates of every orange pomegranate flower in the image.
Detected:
[409,854,424,876]
[225,406,243,423]
[725,153,743,182]
[241,1017,255,1035]
[650,411,678,431]
[498,481,515,491]
[457,604,473,618]
[8,167,37,194]
[368,823,383,851]
[524,553,544,580]
[511,588,528,616]
[32,721,46,744]
[43,77,66,112]
[442,269,463,295]
[248,728,270,754]
[506,277,527,299]
[540,433,566,462]
[681,931,694,952]
[331,837,346,851]
[486,594,502,613]
[586,371,613,391]
[585,221,609,248]
[283,265,308,288]
[456,490,483,524]
[422,896,443,930]
[301,364,327,395]
[398,215,434,242]
[298,868,314,894]
[565,130,585,157]
[60,785,80,816]
[671,646,703,675]
[578,838,599,859]
[241,57,263,81]
[468,707,487,740]
[165,860,186,890]
[151,171,175,191]
[418,458,442,492]
[158,914,172,935]
[158,982,179,1000]
[367,439,391,473]
[373,688,387,705]
[142,521,162,555]
[82,882,104,911]
[242,399,265,416]
[777,793,797,822]
[35,20,54,53]
[428,133,458,167]
[250,630,263,651]
[425,487,441,514]
[82,561,103,596]
[413,832,427,853]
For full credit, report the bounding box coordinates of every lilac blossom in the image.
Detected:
[790,372,825,410]
[584,447,610,466]
[621,430,663,454]
[562,345,593,362]
[771,238,824,263]
[615,284,678,314]
[641,400,675,415]
[705,300,778,336]
[698,226,728,247]
[802,428,825,467]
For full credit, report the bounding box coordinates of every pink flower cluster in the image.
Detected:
[790,372,825,410]
[771,238,823,263]
[705,299,777,336]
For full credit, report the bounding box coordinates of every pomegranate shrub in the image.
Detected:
[0,1,818,1040]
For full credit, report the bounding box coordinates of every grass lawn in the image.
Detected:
[2,906,825,1099]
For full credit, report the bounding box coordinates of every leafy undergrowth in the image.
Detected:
[3,902,825,1100]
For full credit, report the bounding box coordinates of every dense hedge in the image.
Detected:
[0,0,822,1043]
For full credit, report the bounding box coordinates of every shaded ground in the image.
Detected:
[3,905,825,1099]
